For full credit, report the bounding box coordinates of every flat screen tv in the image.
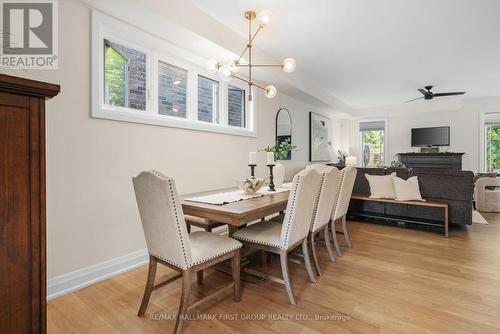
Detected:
[411,126,450,147]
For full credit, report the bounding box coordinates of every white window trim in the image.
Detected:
[357,117,389,167]
[91,10,256,138]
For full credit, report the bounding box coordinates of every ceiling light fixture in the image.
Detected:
[207,10,296,101]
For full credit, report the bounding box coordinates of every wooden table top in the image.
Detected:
[181,188,289,226]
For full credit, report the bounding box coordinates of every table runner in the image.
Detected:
[185,183,292,205]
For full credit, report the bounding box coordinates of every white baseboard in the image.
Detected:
[47,248,148,300]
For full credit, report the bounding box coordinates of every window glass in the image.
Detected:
[197,75,219,123]
[228,85,245,127]
[158,61,188,118]
[104,39,146,110]
[486,124,500,173]
[361,129,385,167]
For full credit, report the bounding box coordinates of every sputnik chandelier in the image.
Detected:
[207,10,296,101]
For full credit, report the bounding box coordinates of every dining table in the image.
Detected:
[181,187,290,236]
[181,185,293,284]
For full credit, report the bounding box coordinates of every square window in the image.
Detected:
[197,75,219,123]
[228,85,245,128]
[104,39,146,111]
[158,61,187,118]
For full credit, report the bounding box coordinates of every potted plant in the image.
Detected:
[337,150,348,167]
[262,139,297,187]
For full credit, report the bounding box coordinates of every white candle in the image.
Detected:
[267,152,275,165]
[249,152,257,165]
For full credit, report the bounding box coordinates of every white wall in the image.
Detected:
[349,97,500,172]
[0,0,347,280]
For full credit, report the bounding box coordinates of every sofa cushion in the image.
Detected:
[353,168,386,195]
[366,173,397,199]
[393,176,423,201]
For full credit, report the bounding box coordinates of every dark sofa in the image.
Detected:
[348,168,474,226]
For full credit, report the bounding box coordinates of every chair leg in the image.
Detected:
[342,215,352,247]
[232,250,241,302]
[197,270,203,285]
[280,250,296,305]
[323,225,336,263]
[331,220,342,256]
[137,256,157,316]
[260,250,267,267]
[302,238,317,283]
[309,232,321,276]
[174,269,192,334]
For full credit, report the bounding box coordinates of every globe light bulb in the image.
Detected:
[218,64,233,82]
[282,58,296,73]
[207,59,219,73]
[264,85,277,99]
[257,10,272,27]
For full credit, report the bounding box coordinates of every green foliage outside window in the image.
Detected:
[361,130,384,168]
[104,42,127,107]
[486,125,500,173]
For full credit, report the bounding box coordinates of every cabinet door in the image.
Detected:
[0,92,43,333]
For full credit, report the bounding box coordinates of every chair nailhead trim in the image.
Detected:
[233,232,282,249]
[191,244,242,266]
[149,170,190,269]
[281,175,300,249]
[311,172,327,232]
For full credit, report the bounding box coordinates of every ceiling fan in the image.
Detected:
[405,86,465,103]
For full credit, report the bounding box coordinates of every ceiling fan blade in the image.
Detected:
[433,92,465,97]
[417,89,428,96]
[405,97,425,103]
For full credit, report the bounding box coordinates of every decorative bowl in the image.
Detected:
[238,177,267,195]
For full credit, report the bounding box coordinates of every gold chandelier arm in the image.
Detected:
[235,25,263,64]
[234,63,283,68]
[231,74,267,91]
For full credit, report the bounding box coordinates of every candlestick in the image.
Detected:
[266,151,275,165]
[249,151,257,165]
[267,164,276,191]
[248,164,256,177]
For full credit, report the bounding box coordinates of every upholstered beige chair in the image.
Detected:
[232,168,322,305]
[306,163,329,171]
[184,215,225,233]
[132,170,242,334]
[331,166,357,255]
[475,177,500,212]
[308,166,342,276]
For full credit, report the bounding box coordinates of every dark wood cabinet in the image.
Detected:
[0,74,59,333]
[398,152,465,170]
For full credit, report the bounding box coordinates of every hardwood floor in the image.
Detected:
[48,216,500,333]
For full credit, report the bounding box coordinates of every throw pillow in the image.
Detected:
[365,173,396,199]
[393,176,423,201]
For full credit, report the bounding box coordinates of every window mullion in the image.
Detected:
[187,69,197,121]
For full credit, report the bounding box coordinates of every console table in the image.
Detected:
[398,152,465,170]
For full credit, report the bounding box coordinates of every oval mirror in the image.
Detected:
[276,108,292,160]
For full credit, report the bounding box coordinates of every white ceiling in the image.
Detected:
[191,0,500,110]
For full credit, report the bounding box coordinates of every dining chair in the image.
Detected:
[232,168,322,305]
[132,170,242,334]
[306,163,329,172]
[308,166,342,276]
[185,215,225,233]
[331,166,358,255]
